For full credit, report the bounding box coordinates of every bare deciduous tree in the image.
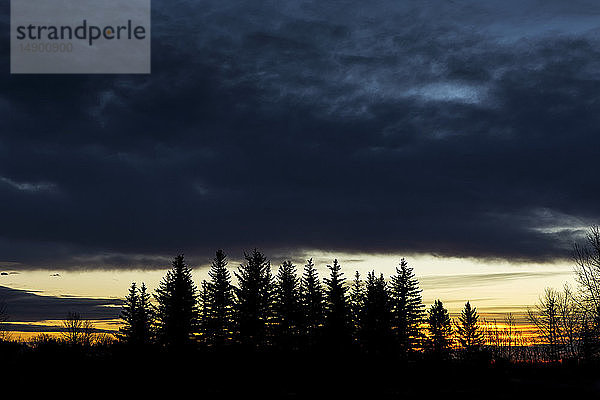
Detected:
[573,225,600,310]
[557,284,584,360]
[527,287,584,362]
[61,311,95,346]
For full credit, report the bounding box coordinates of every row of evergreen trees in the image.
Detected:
[119,250,484,358]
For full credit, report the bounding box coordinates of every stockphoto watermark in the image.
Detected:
[11,0,151,74]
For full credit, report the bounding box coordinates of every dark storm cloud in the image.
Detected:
[1,0,600,268]
[0,285,122,321]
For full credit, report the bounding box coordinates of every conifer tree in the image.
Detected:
[390,258,425,355]
[199,280,211,343]
[324,259,350,349]
[205,250,235,347]
[456,301,484,354]
[274,260,301,349]
[154,254,199,349]
[136,282,154,346]
[300,258,324,346]
[426,299,453,359]
[349,271,365,343]
[119,282,139,344]
[234,249,274,347]
[361,271,393,354]
[119,282,154,346]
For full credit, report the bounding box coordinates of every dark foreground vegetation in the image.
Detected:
[2,340,600,397]
[4,227,600,395]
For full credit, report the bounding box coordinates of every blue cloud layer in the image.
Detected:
[1,0,599,267]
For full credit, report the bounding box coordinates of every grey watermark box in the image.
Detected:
[11,0,151,74]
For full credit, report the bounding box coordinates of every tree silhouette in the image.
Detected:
[360,271,393,354]
[273,260,302,350]
[390,258,425,355]
[527,287,562,362]
[323,259,350,349]
[300,258,324,347]
[349,271,365,344]
[456,301,484,355]
[203,250,235,347]
[573,225,600,311]
[119,282,154,347]
[234,249,274,348]
[556,284,584,360]
[426,299,453,359]
[581,305,600,361]
[154,254,199,350]
[120,282,139,342]
[199,280,211,343]
[571,225,600,359]
[62,311,95,347]
[137,283,153,345]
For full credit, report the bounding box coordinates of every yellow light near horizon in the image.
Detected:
[0,252,577,338]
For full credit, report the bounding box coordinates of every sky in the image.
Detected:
[0,254,576,337]
[1,0,599,330]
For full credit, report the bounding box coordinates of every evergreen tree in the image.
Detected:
[390,258,425,355]
[119,282,139,344]
[205,250,235,347]
[199,280,211,343]
[119,282,154,346]
[154,254,199,349]
[360,271,393,354]
[136,282,154,346]
[300,258,324,346]
[234,249,274,348]
[426,299,453,359]
[456,301,484,354]
[349,271,365,343]
[274,260,301,350]
[324,259,350,349]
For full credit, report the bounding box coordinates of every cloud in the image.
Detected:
[1,0,600,268]
[403,82,492,105]
[420,270,573,290]
[0,176,57,193]
[0,286,122,322]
